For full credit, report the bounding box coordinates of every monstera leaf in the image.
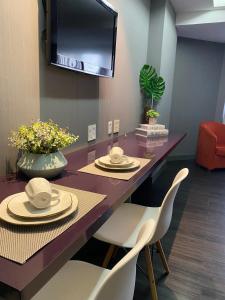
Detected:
[149,76,165,101]
[139,65,157,99]
[139,65,165,103]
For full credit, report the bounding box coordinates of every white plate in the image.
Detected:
[7,192,72,219]
[0,191,78,226]
[95,158,140,171]
[98,155,134,168]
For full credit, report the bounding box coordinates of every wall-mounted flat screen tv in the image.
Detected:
[47,0,118,77]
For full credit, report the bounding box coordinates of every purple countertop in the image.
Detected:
[0,132,185,300]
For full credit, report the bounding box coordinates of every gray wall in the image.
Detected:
[147,0,177,127]
[158,0,177,127]
[40,0,151,148]
[0,1,40,176]
[147,0,165,72]
[170,37,225,157]
[215,49,225,122]
[4,0,225,176]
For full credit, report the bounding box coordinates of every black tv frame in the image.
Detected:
[46,0,118,78]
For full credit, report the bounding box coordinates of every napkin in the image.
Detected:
[109,147,124,164]
[25,178,53,209]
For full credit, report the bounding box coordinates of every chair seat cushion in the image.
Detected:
[94,203,159,248]
[216,146,225,157]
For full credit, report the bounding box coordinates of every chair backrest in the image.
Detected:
[91,169,189,300]
[151,168,189,244]
[91,220,156,300]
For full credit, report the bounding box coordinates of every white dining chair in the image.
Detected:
[32,220,156,300]
[94,168,189,300]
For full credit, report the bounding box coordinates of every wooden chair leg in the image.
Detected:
[102,244,117,268]
[144,245,158,300]
[156,240,170,275]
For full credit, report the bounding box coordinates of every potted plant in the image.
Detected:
[146,109,160,125]
[9,120,79,178]
[139,65,165,123]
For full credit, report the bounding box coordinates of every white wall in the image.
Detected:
[0,1,40,175]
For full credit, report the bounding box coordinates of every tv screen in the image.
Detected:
[47,0,118,77]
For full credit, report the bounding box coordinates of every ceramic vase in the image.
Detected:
[17,151,68,179]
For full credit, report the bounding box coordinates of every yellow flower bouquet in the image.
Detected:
[9,120,79,154]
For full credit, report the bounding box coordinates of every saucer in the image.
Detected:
[95,157,140,171]
[0,191,78,225]
[98,155,134,168]
[7,192,72,219]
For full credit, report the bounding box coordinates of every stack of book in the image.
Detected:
[136,134,168,148]
[135,124,169,138]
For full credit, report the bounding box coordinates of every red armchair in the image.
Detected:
[196,121,225,170]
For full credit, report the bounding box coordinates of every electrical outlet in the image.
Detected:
[88,124,96,142]
[108,121,113,135]
[113,119,120,133]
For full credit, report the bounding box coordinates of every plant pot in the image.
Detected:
[17,151,68,179]
[148,117,157,125]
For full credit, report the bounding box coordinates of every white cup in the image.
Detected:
[25,178,60,209]
[109,147,124,164]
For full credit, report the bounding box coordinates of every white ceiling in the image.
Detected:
[170,0,214,13]
[170,0,225,43]
[177,23,225,43]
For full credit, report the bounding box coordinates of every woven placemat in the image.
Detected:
[78,157,151,181]
[0,184,106,264]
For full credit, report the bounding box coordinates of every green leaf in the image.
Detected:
[139,65,165,102]
[139,65,157,99]
[146,109,160,118]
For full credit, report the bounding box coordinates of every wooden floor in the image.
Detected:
[74,160,225,300]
